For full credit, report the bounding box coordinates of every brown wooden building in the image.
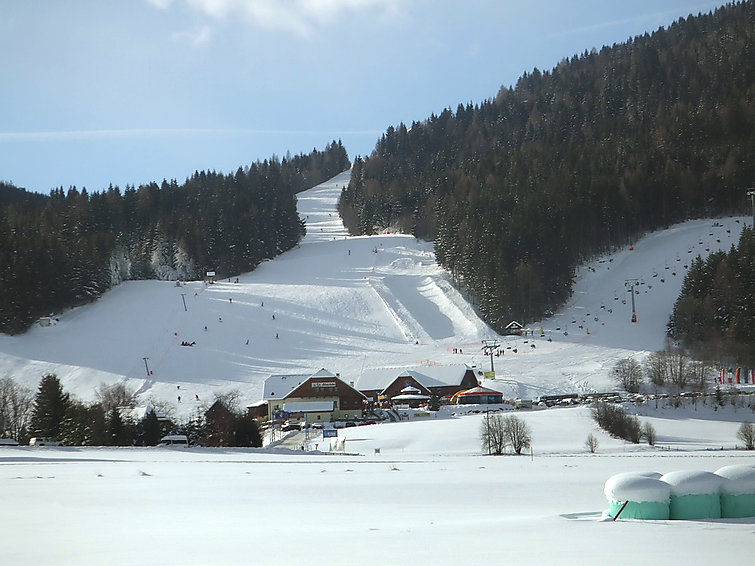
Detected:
[356,365,481,403]
[264,368,367,423]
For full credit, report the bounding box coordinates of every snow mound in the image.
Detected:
[604,473,670,502]
[660,470,725,496]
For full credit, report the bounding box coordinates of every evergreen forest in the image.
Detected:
[0,141,349,334]
[339,2,755,332]
[669,226,755,364]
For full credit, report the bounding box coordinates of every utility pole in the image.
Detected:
[747,189,755,228]
[180,293,187,312]
[625,279,639,323]
[142,357,151,377]
[481,339,500,378]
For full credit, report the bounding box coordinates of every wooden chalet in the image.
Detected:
[263,368,367,423]
[356,365,481,404]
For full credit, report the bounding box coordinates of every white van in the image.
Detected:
[158,434,189,447]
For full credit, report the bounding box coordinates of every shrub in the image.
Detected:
[737,422,755,450]
[591,401,641,444]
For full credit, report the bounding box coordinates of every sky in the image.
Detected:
[0,0,730,193]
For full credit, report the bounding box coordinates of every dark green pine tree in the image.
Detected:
[107,406,127,446]
[30,374,69,440]
[142,409,161,446]
[234,415,262,447]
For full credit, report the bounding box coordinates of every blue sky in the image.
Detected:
[0,0,728,193]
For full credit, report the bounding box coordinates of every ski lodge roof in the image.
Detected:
[263,368,338,400]
[356,364,479,392]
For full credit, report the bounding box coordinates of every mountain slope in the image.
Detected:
[0,170,747,415]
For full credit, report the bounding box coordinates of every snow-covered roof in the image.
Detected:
[457,386,502,397]
[263,368,341,400]
[283,401,335,413]
[263,373,310,400]
[119,404,170,422]
[392,393,430,401]
[356,364,474,391]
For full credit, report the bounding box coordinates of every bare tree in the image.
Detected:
[644,351,667,407]
[502,415,532,455]
[666,348,691,395]
[689,360,710,395]
[737,422,755,450]
[213,389,243,414]
[585,433,599,454]
[0,377,34,441]
[612,357,643,393]
[480,413,507,455]
[641,421,657,446]
[95,382,135,414]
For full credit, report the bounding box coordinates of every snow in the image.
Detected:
[660,470,726,495]
[0,169,748,413]
[604,473,670,502]
[1,171,754,564]
[1,412,753,566]
[715,465,755,495]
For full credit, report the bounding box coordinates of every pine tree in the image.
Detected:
[142,409,161,446]
[30,374,69,440]
[107,406,126,446]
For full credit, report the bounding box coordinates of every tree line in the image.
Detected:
[0,373,262,447]
[668,226,755,365]
[0,141,349,334]
[339,2,755,332]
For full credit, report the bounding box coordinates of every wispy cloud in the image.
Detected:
[171,25,214,46]
[147,0,399,40]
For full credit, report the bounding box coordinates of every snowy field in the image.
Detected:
[1,171,753,564]
[1,406,753,566]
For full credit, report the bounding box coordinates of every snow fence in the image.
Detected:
[604,465,755,520]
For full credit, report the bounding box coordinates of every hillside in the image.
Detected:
[0,170,748,416]
[340,1,755,328]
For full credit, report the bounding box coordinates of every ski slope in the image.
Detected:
[0,169,749,414]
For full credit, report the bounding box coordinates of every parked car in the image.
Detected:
[0,438,20,446]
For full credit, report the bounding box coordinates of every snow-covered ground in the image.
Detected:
[1,406,753,566]
[1,170,754,565]
[0,169,748,414]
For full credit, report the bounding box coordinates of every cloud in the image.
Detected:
[147,0,399,39]
[145,0,175,8]
[171,24,214,46]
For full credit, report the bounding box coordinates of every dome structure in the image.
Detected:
[660,470,724,520]
[715,465,755,518]
[604,473,670,520]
